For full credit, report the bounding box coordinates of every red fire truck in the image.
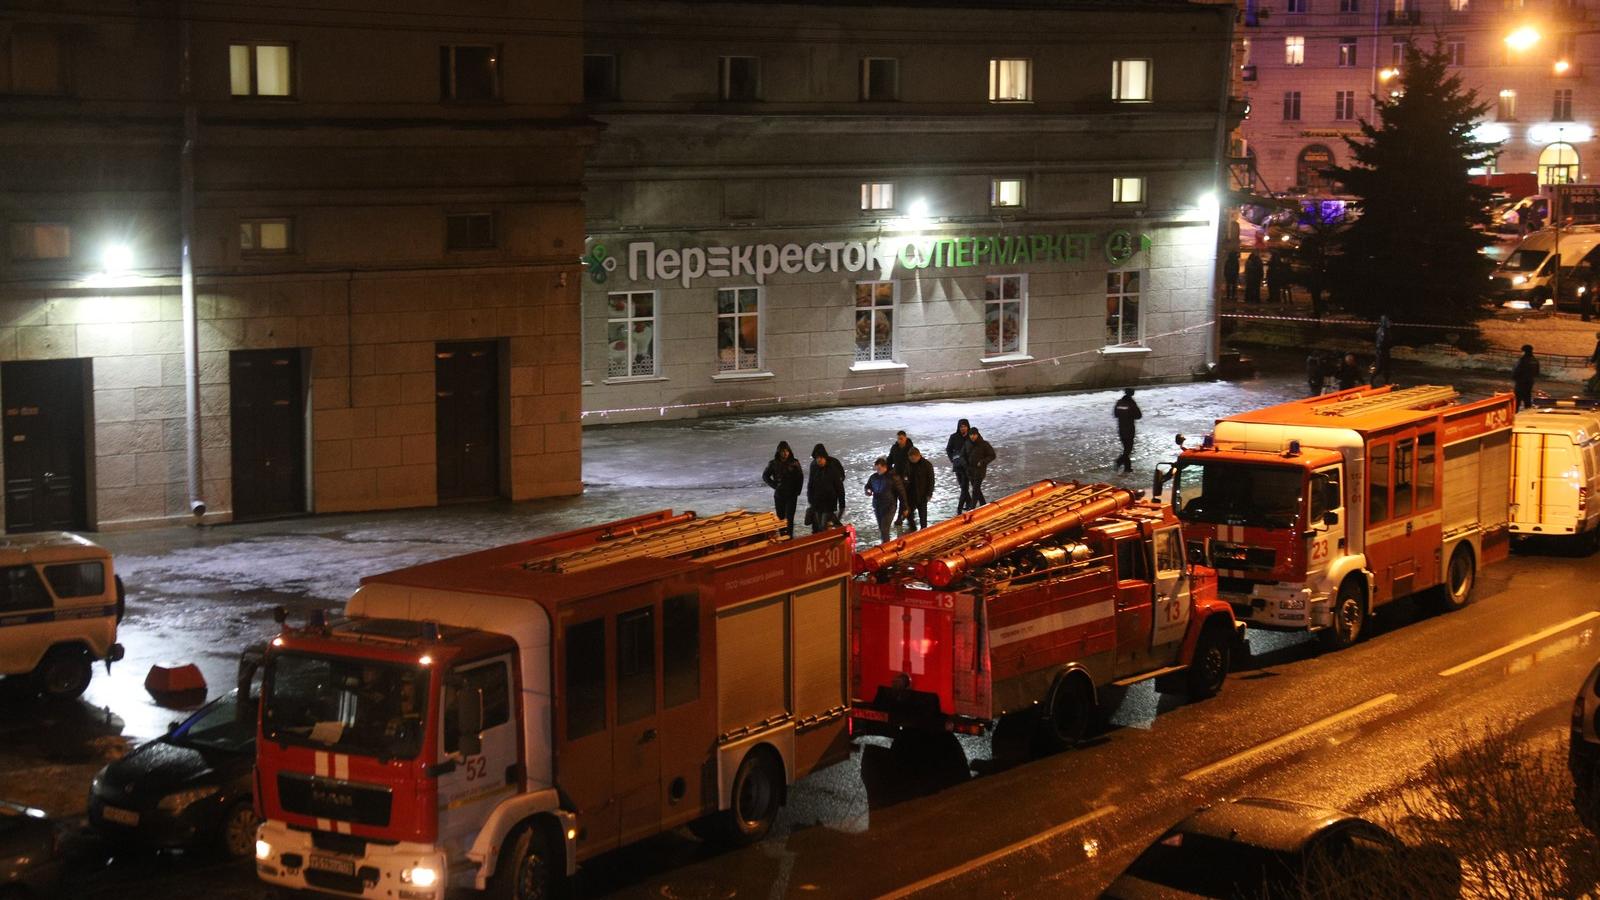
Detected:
[851,481,1242,750]
[253,509,854,899]
[1165,385,1515,648]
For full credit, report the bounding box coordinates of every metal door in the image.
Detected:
[230,349,306,520]
[2,359,87,533]
[435,342,500,501]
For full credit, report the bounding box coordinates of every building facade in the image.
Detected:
[0,1,592,531]
[1239,0,1594,192]
[581,0,1235,423]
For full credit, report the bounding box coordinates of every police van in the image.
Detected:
[0,533,124,700]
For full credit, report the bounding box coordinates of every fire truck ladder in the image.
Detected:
[1311,385,1459,418]
[524,509,784,574]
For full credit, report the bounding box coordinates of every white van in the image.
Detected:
[1491,226,1600,308]
[1511,406,1600,550]
[0,532,124,700]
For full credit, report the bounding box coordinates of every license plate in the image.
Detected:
[310,854,356,877]
[101,805,139,826]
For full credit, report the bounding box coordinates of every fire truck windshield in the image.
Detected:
[263,652,431,760]
[1173,461,1304,529]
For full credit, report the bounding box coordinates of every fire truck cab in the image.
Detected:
[1167,385,1515,648]
[254,510,854,899]
[851,481,1241,751]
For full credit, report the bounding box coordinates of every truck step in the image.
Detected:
[1112,664,1187,687]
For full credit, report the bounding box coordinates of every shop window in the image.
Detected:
[8,223,71,261]
[445,212,495,251]
[564,619,606,739]
[719,56,760,101]
[440,45,500,101]
[984,275,1026,357]
[1338,38,1358,67]
[1283,90,1302,121]
[1112,58,1151,102]
[716,287,762,373]
[1416,431,1436,510]
[989,58,1031,102]
[1105,270,1142,347]
[230,43,293,98]
[1335,91,1356,121]
[2,27,67,95]
[854,281,895,363]
[861,57,899,101]
[616,606,655,725]
[1554,88,1574,121]
[1285,36,1306,66]
[861,181,895,211]
[583,53,618,101]
[991,178,1026,208]
[607,291,658,378]
[240,218,292,254]
[1497,89,1516,121]
[1112,176,1145,204]
[1539,142,1578,186]
[662,594,700,708]
[1368,441,1391,523]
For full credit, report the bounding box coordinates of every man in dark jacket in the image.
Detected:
[761,441,804,537]
[1306,352,1325,397]
[887,431,916,479]
[947,419,972,512]
[966,427,996,507]
[1223,249,1240,302]
[1243,252,1263,305]
[1113,389,1142,474]
[902,447,936,531]
[1512,344,1540,410]
[864,457,907,545]
[1336,353,1362,391]
[1372,315,1394,387]
[806,443,846,533]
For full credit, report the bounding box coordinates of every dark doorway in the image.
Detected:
[3,359,89,533]
[230,349,307,520]
[436,341,501,501]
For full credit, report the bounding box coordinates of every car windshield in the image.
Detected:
[170,689,255,753]
[263,653,430,760]
[1174,461,1304,529]
[1502,249,1549,272]
[1123,830,1300,898]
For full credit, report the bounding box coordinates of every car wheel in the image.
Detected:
[33,646,93,700]
[1431,544,1476,613]
[217,798,260,859]
[486,824,563,900]
[1185,626,1231,700]
[1319,578,1367,650]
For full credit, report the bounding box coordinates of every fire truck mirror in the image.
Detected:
[457,686,484,757]
[1323,510,1340,527]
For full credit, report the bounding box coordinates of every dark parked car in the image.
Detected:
[1571,658,1600,832]
[0,799,63,897]
[87,687,258,859]
[1100,797,1459,899]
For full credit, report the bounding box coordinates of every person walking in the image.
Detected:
[966,427,996,506]
[806,443,846,534]
[1223,249,1240,303]
[1512,344,1540,411]
[1305,352,1325,396]
[864,457,907,546]
[946,418,972,513]
[1336,353,1362,391]
[1372,315,1394,387]
[902,447,935,531]
[887,430,916,480]
[1243,252,1263,305]
[1113,389,1142,474]
[761,441,804,537]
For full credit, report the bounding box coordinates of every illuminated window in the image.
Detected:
[1285,36,1305,66]
[1539,142,1579,186]
[607,291,658,378]
[1335,90,1356,120]
[1106,271,1142,347]
[583,54,618,101]
[1448,0,1468,10]
[991,178,1026,208]
[1338,38,1358,67]
[1112,176,1145,204]
[989,58,1032,102]
[861,57,899,101]
[719,56,760,101]
[1283,90,1302,121]
[229,43,293,98]
[861,182,895,211]
[8,223,71,261]
[984,275,1026,356]
[1497,89,1517,121]
[716,287,761,373]
[440,45,500,101]
[1112,59,1152,102]
[854,281,895,363]
[239,218,292,254]
[1555,88,1574,121]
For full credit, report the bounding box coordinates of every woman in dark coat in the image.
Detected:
[761,441,804,536]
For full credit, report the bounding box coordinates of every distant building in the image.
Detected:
[1239,0,1592,193]
[0,1,593,530]
[581,0,1236,423]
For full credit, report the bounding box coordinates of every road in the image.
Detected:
[0,356,1592,898]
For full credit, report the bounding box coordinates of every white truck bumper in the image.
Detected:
[255,819,449,900]
[1223,584,1329,630]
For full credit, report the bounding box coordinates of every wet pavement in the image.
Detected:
[0,352,1586,898]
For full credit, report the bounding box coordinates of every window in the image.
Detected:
[1416,432,1436,510]
[1368,441,1391,523]
[616,606,655,725]
[2,27,67,95]
[1112,176,1145,204]
[0,566,51,613]
[989,58,1031,101]
[564,619,606,739]
[663,594,700,708]
[445,212,495,250]
[1498,89,1517,121]
[607,291,658,378]
[1448,0,1469,9]
[1287,0,1310,10]
[991,178,1026,208]
[719,56,760,101]
[1392,38,1408,66]
[1393,437,1415,518]
[1310,468,1341,522]
[1285,36,1306,66]
[861,181,895,211]
[583,53,618,101]
[1112,58,1152,102]
[240,218,291,254]
[1154,528,1183,574]
[444,659,510,754]
[861,57,899,101]
[1338,38,1358,67]
[1339,0,1360,12]
[716,287,761,373]
[854,281,895,363]
[1335,90,1356,121]
[1540,142,1579,186]
[1283,90,1302,121]
[1555,88,1574,121]
[1106,270,1141,346]
[1446,40,1466,66]
[984,275,1026,356]
[440,45,500,101]
[8,223,71,261]
[229,43,293,98]
[1116,536,1150,581]
[43,562,104,599]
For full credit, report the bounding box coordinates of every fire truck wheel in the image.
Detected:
[1318,579,1367,650]
[487,823,563,900]
[1038,674,1094,753]
[717,749,784,847]
[1432,544,1477,613]
[1185,626,1231,699]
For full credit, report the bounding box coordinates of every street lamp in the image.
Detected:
[101,242,134,276]
[1505,26,1542,52]
[1377,67,1399,82]
[1555,58,1572,74]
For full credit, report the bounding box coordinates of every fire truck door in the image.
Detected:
[437,655,518,862]
[1114,536,1156,678]
[1151,526,1191,647]
[613,604,662,844]
[557,616,617,853]
[1306,466,1345,589]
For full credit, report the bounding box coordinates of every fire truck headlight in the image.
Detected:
[255,839,272,861]
[402,865,439,888]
